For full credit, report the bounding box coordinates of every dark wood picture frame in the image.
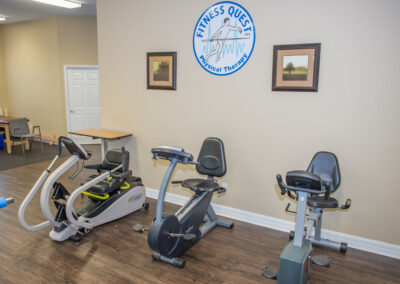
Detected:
[272,43,321,92]
[147,52,177,90]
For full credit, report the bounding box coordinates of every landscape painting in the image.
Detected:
[153,60,170,82]
[282,55,308,81]
[272,43,321,92]
[147,52,177,90]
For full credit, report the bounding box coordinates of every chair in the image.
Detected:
[9,118,43,154]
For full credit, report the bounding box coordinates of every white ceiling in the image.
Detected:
[0,0,96,24]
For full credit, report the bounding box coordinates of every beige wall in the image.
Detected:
[0,26,8,110]
[1,16,98,137]
[57,16,99,136]
[97,0,400,245]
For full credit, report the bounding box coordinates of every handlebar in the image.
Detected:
[58,136,90,160]
[277,174,286,195]
[340,199,352,209]
[276,175,351,210]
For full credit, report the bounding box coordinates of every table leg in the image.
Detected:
[4,125,11,154]
[103,139,108,159]
[24,138,30,150]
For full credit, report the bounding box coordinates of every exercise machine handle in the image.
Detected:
[57,136,90,160]
[171,180,183,184]
[217,187,226,194]
[285,203,297,214]
[276,174,325,196]
[276,174,286,195]
[340,199,352,209]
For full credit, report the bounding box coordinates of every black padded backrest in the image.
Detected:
[307,151,340,193]
[196,137,226,178]
[101,149,130,172]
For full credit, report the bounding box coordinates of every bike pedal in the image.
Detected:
[132,224,145,233]
[311,255,331,267]
[262,267,277,279]
[183,233,196,241]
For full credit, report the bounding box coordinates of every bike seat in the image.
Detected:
[181,178,223,193]
[307,196,338,208]
[84,175,122,195]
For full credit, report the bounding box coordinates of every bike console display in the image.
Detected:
[286,170,322,190]
[151,146,193,164]
[58,136,90,160]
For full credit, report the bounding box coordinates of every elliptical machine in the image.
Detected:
[263,151,351,283]
[19,136,148,242]
[133,137,233,268]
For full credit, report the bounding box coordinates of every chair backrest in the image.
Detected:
[101,149,129,172]
[307,151,340,193]
[196,137,226,178]
[9,118,30,136]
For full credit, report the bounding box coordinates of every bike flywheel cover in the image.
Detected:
[148,214,180,255]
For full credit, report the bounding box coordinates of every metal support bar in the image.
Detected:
[200,204,233,237]
[293,191,308,247]
[314,209,323,241]
[154,158,179,224]
[305,209,320,240]
[103,139,108,156]
[309,237,343,251]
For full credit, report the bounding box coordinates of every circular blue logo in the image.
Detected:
[193,1,256,76]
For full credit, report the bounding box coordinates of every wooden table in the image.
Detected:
[68,128,133,154]
[0,116,30,154]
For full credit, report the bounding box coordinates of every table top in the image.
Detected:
[0,116,28,124]
[68,128,133,140]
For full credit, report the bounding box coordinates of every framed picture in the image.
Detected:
[147,52,177,90]
[272,43,321,92]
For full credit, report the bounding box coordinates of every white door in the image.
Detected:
[65,66,101,144]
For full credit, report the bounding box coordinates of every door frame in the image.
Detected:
[64,65,100,137]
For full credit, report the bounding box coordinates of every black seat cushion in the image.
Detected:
[181,178,221,192]
[307,196,338,208]
[86,179,122,195]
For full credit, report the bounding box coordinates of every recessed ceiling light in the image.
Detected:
[32,0,82,9]
[0,16,6,21]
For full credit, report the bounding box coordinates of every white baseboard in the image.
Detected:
[145,187,400,260]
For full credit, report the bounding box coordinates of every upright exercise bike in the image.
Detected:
[263,151,351,283]
[134,137,233,268]
[19,136,148,241]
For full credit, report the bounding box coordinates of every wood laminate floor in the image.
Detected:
[0,145,399,283]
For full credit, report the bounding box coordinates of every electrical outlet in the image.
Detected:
[221,182,228,189]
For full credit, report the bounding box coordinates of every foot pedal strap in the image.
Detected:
[52,182,70,201]
[262,267,277,279]
[53,201,67,222]
[311,255,332,267]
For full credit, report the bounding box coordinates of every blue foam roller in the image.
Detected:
[0,197,7,208]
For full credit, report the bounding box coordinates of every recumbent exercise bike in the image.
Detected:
[263,151,351,283]
[133,137,233,268]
